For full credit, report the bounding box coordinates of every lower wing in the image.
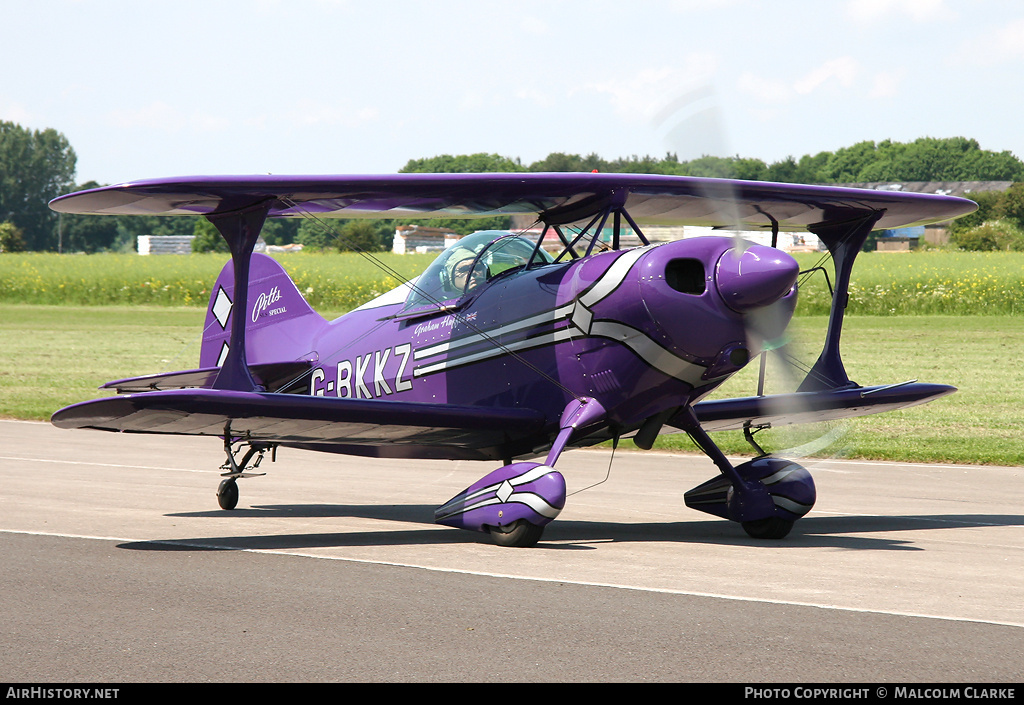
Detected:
[51,389,547,461]
[691,381,955,432]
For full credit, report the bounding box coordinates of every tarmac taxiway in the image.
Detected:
[1,418,1021,682]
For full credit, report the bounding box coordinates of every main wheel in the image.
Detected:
[489,519,544,548]
[742,517,794,539]
[217,478,239,510]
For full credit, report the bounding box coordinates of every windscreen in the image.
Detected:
[402,230,552,311]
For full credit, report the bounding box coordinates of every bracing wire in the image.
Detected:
[567,436,618,497]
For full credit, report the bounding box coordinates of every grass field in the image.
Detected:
[792,250,1024,315]
[2,247,1023,465]
[4,248,1024,315]
[657,315,1024,465]
[0,251,434,312]
[3,304,1022,466]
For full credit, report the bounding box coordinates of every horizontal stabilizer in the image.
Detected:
[690,382,956,432]
[101,361,313,394]
[51,389,547,461]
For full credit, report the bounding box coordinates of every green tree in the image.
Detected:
[529,152,608,172]
[57,181,120,253]
[763,152,831,183]
[334,220,388,252]
[603,154,646,173]
[0,221,26,252]
[400,153,524,173]
[819,141,881,182]
[191,218,228,253]
[296,218,335,251]
[262,218,301,247]
[994,182,1024,226]
[0,121,77,250]
[947,190,1007,238]
[952,219,1024,251]
[400,140,1024,188]
[818,137,1024,183]
[115,213,199,252]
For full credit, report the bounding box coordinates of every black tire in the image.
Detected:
[217,478,239,510]
[742,517,794,539]
[489,519,544,547]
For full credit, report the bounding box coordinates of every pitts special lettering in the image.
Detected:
[252,286,285,323]
[310,344,413,398]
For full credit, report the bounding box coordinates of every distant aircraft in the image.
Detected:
[50,174,975,546]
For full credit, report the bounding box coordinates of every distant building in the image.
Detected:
[265,243,304,253]
[510,213,820,251]
[392,225,460,254]
[839,181,1012,198]
[439,181,1012,255]
[137,235,194,255]
[841,181,1013,248]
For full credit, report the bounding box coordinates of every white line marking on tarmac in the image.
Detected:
[4,527,1021,630]
[0,456,207,473]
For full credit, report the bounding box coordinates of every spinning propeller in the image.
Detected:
[654,82,854,461]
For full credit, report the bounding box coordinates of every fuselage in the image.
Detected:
[285,234,798,449]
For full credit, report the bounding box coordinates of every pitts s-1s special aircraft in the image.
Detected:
[50,173,976,546]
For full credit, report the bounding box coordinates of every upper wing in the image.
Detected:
[49,173,976,233]
[51,389,547,462]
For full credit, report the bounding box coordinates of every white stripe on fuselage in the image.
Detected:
[411,244,711,385]
[413,303,576,361]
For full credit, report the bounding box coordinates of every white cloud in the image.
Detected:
[513,87,556,109]
[579,55,721,122]
[108,101,233,133]
[737,72,792,104]
[668,0,743,11]
[955,17,1024,65]
[0,100,33,125]
[519,16,550,35]
[845,0,956,23]
[868,68,906,98]
[737,57,859,105]
[287,103,380,128]
[108,101,182,131]
[112,99,381,135]
[793,57,859,95]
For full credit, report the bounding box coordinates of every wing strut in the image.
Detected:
[797,210,884,392]
[542,188,649,261]
[207,201,273,392]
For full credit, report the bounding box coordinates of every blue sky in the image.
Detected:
[4,0,1023,185]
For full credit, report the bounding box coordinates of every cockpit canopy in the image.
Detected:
[403,230,554,312]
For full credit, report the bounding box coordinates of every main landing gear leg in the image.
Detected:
[675,407,816,539]
[217,431,274,510]
[435,397,607,547]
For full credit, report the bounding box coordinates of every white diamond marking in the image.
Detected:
[217,342,230,367]
[212,287,233,329]
[496,480,514,503]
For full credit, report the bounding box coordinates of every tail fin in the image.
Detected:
[200,253,327,368]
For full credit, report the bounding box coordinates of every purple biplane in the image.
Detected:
[50,173,975,546]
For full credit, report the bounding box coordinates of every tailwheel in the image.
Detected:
[489,519,544,548]
[217,430,275,510]
[217,478,239,510]
[742,517,794,540]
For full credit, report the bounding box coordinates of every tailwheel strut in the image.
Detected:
[218,428,275,510]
